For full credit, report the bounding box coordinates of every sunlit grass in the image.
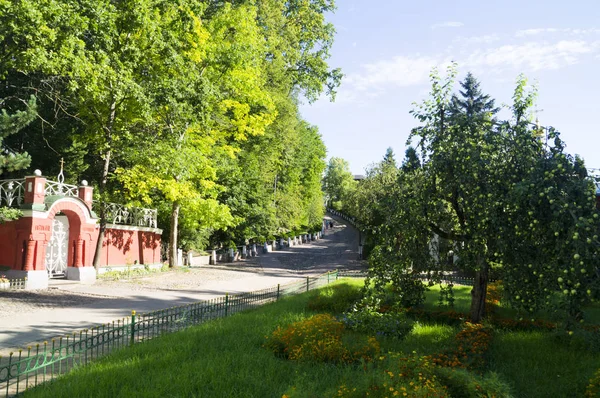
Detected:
[24,279,600,397]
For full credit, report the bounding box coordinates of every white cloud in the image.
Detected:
[516,27,600,37]
[516,28,561,37]
[344,55,446,92]
[431,21,464,29]
[465,40,598,72]
[337,30,600,103]
[453,34,500,45]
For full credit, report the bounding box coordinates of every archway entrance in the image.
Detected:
[45,214,69,278]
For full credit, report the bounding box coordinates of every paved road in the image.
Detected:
[0,214,365,352]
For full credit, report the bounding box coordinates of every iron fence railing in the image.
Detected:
[0,270,340,397]
[43,180,78,197]
[96,202,158,228]
[0,179,25,208]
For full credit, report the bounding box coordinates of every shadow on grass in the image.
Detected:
[489,331,598,398]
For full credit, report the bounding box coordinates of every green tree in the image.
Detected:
[0,95,37,222]
[323,157,355,211]
[365,67,599,323]
[116,2,277,265]
[449,72,499,121]
[0,96,36,174]
[401,146,421,173]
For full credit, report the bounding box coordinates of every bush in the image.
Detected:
[393,276,427,307]
[586,368,600,397]
[307,284,363,314]
[434,368,514,398]
[340,308,414,340]
[264,314,380,364]
[336,354,449,397]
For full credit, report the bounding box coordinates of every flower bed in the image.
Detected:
[426,323,493,371]
[264,313,380,364]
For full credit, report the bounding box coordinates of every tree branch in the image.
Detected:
[428,222,469,241]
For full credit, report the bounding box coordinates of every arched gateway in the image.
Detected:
[0,172,162,289]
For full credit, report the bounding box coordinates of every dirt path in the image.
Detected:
[0,214,365,350]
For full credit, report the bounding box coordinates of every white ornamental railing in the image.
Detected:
[0,178,26,207]
[100,202,158,228]
[44,179,78,197]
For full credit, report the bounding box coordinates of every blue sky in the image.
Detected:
[299,0,600,174]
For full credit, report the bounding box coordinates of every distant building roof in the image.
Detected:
[353,174,365,181]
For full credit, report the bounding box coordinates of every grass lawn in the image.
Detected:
[24,279,600,397]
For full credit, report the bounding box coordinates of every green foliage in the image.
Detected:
[0,207,23,223]
[306,283,363,313]
[0,95,36,174]
[0,0,337,254]
[347,66,600,324]
[21,280,600,398]
[323,157,356,212]
[438,283,456,308]
[264,313,380,364]
[97,266,165,281]
[434,368,513,398]
[586,368,600,398]
[341,307,415,340]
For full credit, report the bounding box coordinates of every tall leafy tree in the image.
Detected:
[322,157,355,211]
[360,67,599,323]
[0,0,338,263]
[116,2,277,265]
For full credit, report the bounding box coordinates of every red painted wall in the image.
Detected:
[97,226,162,267]
[0,213,161,271]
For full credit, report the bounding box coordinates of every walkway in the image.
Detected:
[0,214,365,352]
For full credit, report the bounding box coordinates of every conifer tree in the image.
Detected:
[0,96,36,175]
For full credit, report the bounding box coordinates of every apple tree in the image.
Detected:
[366,65,599,323]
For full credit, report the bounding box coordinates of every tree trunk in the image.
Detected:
[92,147,112,270]
[168,201,180,268]
[470,257,489,323]
[92,100,116,270]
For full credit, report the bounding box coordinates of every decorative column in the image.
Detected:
[78,180,94,211]
[23,236,36,271]
[15,234,50,290]
[74,238,84,267]
[23,170,46,210]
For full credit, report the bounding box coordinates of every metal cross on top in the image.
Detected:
[57,157,65,185]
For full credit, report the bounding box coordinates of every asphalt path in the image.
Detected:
[0,214,365,352]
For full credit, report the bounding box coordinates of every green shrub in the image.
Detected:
[336,354,449,397]
[264,313,380,364]
[306,283,363,314]
[586,368,600,397]
[341,308,414,340]
[434,368,514,397]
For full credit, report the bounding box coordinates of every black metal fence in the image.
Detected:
[0,270,340,397]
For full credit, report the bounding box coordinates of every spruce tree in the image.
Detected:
[449,72,499,124]
[382,147,397,168]
[0,96,36,175]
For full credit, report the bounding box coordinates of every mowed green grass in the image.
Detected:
[25,279,600,397]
